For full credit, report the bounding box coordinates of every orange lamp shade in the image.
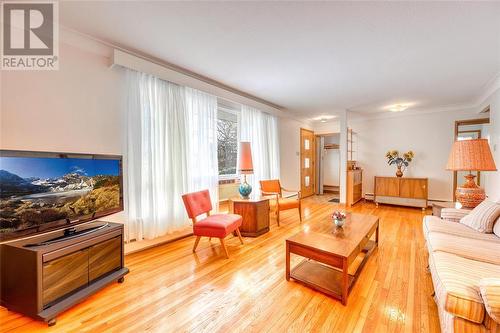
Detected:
[239,142,254,174]
[446,139,497,171]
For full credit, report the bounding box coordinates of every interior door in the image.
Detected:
[300,128,315,198]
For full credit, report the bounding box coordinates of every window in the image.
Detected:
[217,99,239,177]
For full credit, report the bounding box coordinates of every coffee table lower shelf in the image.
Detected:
[290,260,355,298]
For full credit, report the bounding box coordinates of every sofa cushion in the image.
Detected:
[427,232,500,265]
[429,251,500,324]
[460,200,500,233]
[494,216,500,238]
[480,278,500,324]
[423,215,500,242]
[436,296,486,333]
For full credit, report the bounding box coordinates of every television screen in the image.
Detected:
[0,150,123,241]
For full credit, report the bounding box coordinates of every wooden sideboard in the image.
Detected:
[229,196,270,237]
[347,169,363,207]
[374,176,428,210]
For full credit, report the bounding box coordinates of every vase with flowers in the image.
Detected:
[386,150,414,177]
[331,211,347,227]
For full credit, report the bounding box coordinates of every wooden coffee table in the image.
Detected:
[286,213,379,305]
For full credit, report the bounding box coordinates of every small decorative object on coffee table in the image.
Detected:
[331,211,346,227]
[385,150,414,177]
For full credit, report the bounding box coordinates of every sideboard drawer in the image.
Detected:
[400,179,427,199]
[89,236,122,282]
[375,177,399,197]
[42,249,89,307]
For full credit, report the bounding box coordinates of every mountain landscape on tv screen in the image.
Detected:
[0,164,120,234]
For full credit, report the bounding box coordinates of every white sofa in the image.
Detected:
[423,208,500,333]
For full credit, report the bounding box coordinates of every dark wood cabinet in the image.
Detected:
[0,221,128,326]
[229,196,270,237]
[42,249,89,306]
[89,236,122,282]
[347,169,363,206]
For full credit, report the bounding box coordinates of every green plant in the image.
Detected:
[385,150,414,172]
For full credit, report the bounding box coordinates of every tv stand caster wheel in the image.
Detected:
[47,318,57,327]
[118,277,125,283]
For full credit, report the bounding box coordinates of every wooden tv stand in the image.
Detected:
[0,221,129,326]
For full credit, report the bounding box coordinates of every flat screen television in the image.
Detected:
[0,150,123,242]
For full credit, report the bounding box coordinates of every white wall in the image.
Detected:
[313,120,340,135]
[481,88,500,200]
[350,109,487,201]
[278,117,311,190]
[1,41,123,154]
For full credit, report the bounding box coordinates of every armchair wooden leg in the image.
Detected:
[209,237,211,242]
[220,238,229,259]
[193,236,201,253]
[298,202,302,222]
[276,209,280,227]
[235,228,244,245]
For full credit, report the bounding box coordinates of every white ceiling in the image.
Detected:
[59,1,500,120]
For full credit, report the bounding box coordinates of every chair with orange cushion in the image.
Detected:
[182,189,244,259]
[260,179,301,226]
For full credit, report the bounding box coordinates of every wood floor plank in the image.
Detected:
[0,196,440,333]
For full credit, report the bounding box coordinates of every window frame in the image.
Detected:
[217,104,240,181]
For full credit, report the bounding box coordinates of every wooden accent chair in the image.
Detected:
[182,189,244,259]
[259,179,302,226]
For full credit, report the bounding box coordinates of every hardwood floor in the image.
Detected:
[0,196,440,333]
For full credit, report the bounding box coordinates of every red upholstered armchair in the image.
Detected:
[182,189,244,259]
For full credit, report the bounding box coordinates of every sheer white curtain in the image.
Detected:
[125,70,218,241]
[240,105,280,192]
[185,87,219,210]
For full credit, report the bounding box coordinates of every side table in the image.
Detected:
[431,201,465,217]
[229,195,270,237]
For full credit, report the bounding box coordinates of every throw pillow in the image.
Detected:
[459,200,500,233]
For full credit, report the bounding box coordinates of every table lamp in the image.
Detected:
[446,138,497,208]
[238,142,254,199]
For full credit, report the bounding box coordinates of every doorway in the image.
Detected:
[453,117,490,201]
[315,133,341,202]
[300,128,315,198]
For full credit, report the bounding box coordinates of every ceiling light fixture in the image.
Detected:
[388,104,410,112]
[313,115,337,122]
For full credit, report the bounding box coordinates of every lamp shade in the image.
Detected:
[239,142,254,174]
[446,139,497,171]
